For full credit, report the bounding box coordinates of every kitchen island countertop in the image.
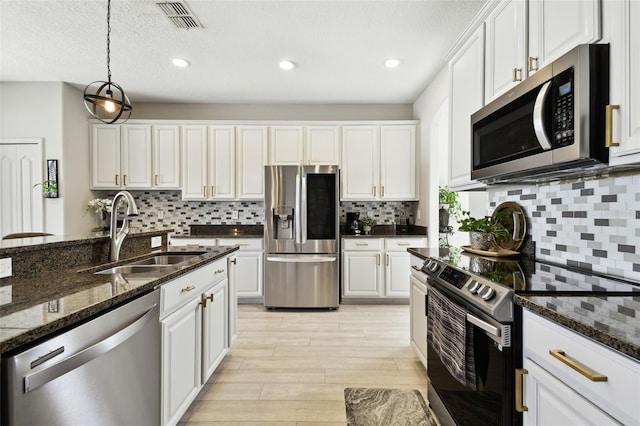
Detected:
[0,245,238,354]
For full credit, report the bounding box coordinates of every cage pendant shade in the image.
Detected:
[83,0,132,124]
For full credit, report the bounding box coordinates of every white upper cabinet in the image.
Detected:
[181,125,209,200]
[90,124,121,189]
[269,126,304,165]
[121,125,153,189]
[484,0,527,102]
[236,125,267,200]
[153,125,181,189]
[380,125,417,200]
[305,126,341,166]
[209,126,236,200]
[341,125,379,200]
[448,26,486,191]
[606,0,640,165]
[528,0,601,74]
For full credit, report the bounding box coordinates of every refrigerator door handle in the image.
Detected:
[267,256,337,263]
[295,169,302,245]
[300,171,308,244]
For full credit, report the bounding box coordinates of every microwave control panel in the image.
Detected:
[552,68,575,147]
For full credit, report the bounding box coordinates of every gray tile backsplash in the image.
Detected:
[489,173,640,282]
[116,191,418,236]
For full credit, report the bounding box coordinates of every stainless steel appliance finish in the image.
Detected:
[1,290,160,426]
[471,44,609,183]
[264,165,339,308]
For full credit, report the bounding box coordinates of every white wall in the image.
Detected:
[0,82,93,235]
[131,102,414,121]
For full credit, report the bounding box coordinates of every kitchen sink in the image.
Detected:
[94,252,206,275]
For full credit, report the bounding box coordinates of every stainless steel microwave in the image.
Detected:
[471,44,610,183]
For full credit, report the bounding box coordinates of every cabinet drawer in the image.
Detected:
[342,238,383,251]
[384,238,428,251]
[161,259,227,317]
[523,310,640,424]
[170,237,216,247]
[217,238,263,251]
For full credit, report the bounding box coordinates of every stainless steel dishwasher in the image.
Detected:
[1,289,160,426]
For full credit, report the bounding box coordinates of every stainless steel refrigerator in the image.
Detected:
[264,165,340,308]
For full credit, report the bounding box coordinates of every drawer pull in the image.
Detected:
[528,56,538,72]
[396,243,410,246]
[605,104,620,147]
[181,285,196,293]
[214,269,225,274]
[238,243,249,247]
[355,243,369,246]
[155,174,159,186]
[230,258,237,265]
[515,368,528,412]
[549,350,608,382]
[207,294,214,302]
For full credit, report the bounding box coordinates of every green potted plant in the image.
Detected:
[438,186,462,232]
[360,216,377,234]
[458,210,509,250]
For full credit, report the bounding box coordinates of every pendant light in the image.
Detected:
[83,0,132,124]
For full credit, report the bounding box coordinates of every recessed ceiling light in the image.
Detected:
[172,58,191,68]
[279,60,296,70]
[384,58,401,68]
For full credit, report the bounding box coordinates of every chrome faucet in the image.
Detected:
[109,191,139,262]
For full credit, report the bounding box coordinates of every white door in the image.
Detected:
[236,126,267,200]
[234,251,264,298]
[269,126,304,165]
[410,276,427,363]
[121,125,152,189]
[201,281,228,382]
[380,125,416,200]
[385,251,411,297]
[153,125,181,188]
[306,126,340,166]
[342,251,382,297]
[90,124,121,189]
[209,126,235,200]
[341,126,379,200]
[181,125,208,200]
[0,139,43,237]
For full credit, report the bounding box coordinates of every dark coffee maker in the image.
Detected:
[346,212,360,233]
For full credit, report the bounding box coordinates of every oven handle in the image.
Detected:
[466,313,500,338]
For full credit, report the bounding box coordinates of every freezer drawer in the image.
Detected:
[264,254,339,308]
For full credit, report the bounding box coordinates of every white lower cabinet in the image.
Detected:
[160,258,229,426]
[409,254,428,368]
[218,238,264,300]
[520,309,640,425]
[342,237,428,300]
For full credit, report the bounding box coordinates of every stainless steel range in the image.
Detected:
[417,250,639,426]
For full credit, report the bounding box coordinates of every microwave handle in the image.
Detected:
[533,81,553,151]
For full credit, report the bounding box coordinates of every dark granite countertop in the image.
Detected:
[342,225,428,238]
[0,245,238,354]
[515,295,639,361]
[172,224,264,239]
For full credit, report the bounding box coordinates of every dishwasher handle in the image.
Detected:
[23,301,158,393]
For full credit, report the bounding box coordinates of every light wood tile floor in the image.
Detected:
[180,304,431,425]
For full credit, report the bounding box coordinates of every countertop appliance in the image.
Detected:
[471,44,610,183]
[264,165,340,308]
[1,289,160,426]
[415,250,638,426]
[346,212,361,234]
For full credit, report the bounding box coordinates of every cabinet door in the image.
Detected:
[181,125,208,200]
[385,251,411,297]
[227,255,238,344]
[209,126,236,200]
[341,126,379,200]
[528,0,601,73]
[485,0,527,101]
[522,358,619,426]
[380,125,416,200]
[269,126,304,165]
[153,125,181,188]
[90,124,121,189]
[306,126,341,166]
[121,125,153,189]
[234,251,264,298]
[342,251,382,297]
[202,281,228,383]
[448,26,486,191]
[236,126,267,200]
[608,0,640,163]
[410,277,427,364]
[162,297,202,426]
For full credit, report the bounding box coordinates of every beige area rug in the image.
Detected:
[344,387,437,426]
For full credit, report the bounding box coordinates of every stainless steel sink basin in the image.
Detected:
[95,265,174,275]
[129,253,205,266]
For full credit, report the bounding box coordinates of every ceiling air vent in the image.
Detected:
[156,2,203,29]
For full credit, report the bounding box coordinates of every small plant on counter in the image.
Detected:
[360,216,377,227]
[87,198,113,214]
[458,210,510,250]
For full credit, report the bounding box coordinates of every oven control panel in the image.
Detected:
[438,266,470,289]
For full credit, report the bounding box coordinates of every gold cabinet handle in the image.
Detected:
[396,243,410,246]
[376,254,380,265]
[381,186,385,197]
[512,68,523,82]
[115,174,119,186]
[214,269,225,274]
[515,368,528,412]
[528,56,538,72]
[181,285,196,293]
[386,254,389,266]
[155,174,159,186]
[207,294,214,302]
[605,105,620,147]
[211,186,215,197]
[123,174,127,186]
[203,185,207,198]
[549,350,608,382]
[355,243,369,246]
[230,258,237,265]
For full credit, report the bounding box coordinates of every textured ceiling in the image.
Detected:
[0,0,485,104]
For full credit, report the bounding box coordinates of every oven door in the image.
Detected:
[426,282,516,426]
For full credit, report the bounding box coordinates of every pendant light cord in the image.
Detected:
[106,0,112,85]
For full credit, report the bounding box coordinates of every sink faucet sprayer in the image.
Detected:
[109,191,139,262]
